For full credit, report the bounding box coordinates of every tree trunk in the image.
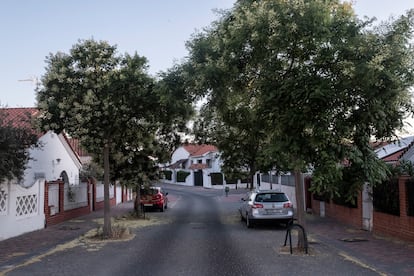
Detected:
[249,173,254,190]
[134,185,143,217]
[294,169,306,248]
[103,143,112,238]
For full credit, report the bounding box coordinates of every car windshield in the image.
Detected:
[255,193,288,202]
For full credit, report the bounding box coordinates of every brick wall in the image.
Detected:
[311,193,363,229]
[311,176,414,242]
[373,177,414,242]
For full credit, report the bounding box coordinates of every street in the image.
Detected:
[6,184,380,276]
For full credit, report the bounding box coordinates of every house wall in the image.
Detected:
[0,179,45,241]
[171,147,190,164]
[24,132,81,188]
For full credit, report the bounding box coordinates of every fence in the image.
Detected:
[64,182,88,211]
[311,176,414,242]
[0,179,45,241]
[45,180,120,227]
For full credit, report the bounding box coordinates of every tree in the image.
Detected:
[192,99,272,190]
[185,0,414,242]
[0,108,39,183]
[37,39,160,237]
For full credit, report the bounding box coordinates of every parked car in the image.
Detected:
[239,190,294,228]
[140,186,168,212]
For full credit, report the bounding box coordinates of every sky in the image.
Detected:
[0,0,413,109]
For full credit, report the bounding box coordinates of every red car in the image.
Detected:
[140,186,168,212]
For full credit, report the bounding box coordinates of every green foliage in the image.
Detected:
[80,161,104,182]
[37,39,194,236]
[161,170,172,181]
[389,160,414,177]
[176,171,190,182]
[406,179,414,216]
[0,109,39,183]
[210,172,223,185]
[373,178,400,216]
[186,0,414,200]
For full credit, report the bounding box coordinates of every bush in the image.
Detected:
[162,170,172,181]
[210,173,223,185]
[373,178,400,216]
[406,179,414,216]
[177,171,190,182]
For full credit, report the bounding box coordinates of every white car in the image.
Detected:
[239,190,294,228]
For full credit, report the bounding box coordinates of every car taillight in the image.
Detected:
[283,202,293,208]
[252,203,263,209]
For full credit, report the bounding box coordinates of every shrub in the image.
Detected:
[162,170,172,181]
[373,178,400,216]
[210,173,223,185]
[177,171,190,182]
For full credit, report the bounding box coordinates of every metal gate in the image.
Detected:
[194,170,203,186]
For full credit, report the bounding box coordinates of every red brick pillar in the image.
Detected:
[399,176,409,217]
[59,181,64,213]
[44,181,50,217]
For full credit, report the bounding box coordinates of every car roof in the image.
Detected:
[254,189,283,193]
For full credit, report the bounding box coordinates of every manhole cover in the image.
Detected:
[339,237,368,242]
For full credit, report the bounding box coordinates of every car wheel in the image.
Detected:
[246,214,253,228]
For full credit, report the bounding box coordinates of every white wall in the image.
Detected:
[1,131,83,240]
[24,132,81,188]
[171,147,190,164]
[0,179,45,241]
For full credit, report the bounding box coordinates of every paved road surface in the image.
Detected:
[3,185,389,276]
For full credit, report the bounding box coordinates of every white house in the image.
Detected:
[165,144,222,187]
[0,108,82,240]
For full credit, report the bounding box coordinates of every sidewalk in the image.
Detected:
[307,215,414,276]
[1,200,414,276]
[0,201,134,271]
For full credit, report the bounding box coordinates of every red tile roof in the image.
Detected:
[0,108,87,160]
[67,138,90,157]
[183,144,218,157]
[381,149,405,163]
[0,107,41,137]
[0,107,39,128]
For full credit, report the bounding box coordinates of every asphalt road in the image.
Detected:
[7,184,380,276]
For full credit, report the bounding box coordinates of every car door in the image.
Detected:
[240,192,252,218]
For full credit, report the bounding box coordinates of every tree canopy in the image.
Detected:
[37,39,193,236]
[185,0,414,229]
[0,109,39,183]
